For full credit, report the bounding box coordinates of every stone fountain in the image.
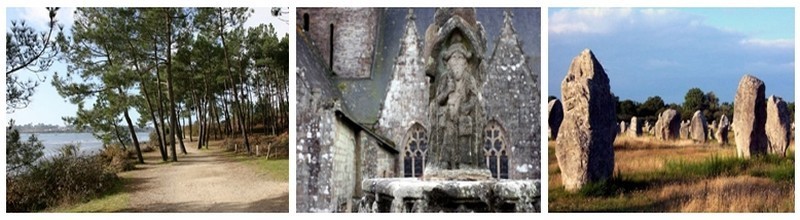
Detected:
[359,8,540,213]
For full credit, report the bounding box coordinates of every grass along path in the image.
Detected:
[53,138,288,212]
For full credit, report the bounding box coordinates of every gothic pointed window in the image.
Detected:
[403,123,428,178]
[484,121,509,179]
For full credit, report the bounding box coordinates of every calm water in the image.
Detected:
[19,132,151,158]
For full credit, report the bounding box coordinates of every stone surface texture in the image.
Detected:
[766,95,791,157]
[654,109,681,141]
[555,49,617,192]
[690,110,708,143]
[733,74,767,158]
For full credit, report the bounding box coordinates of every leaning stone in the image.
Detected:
[679,120,691,139]
[654,109,681,141]
[556,49,616,192]
[766,95,791,157]
[733,74,768,158]
[716,115,730,145]
[690,110,708,143]
[627,116,642,137]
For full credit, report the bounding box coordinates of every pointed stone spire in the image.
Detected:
[375,6,428,156]
[482,10,540,180]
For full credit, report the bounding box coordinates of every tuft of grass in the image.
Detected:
[663,155,748,179]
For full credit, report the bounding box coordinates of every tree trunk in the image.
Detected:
[119,87,144,164]
[112,122,127,150]
[188,100,194,142]
[125,38,167,161]
[215,8,250,153]
[154,36,170,159]
[165,10,179,161]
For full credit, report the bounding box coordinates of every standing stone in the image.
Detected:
[716,115,730,145]
[619,121,627,135]
[690,110,708,143]
[679,120,691,139]
[708,120,717,140]
[654,109,681,141]
[766,95,791,157]
[424,8,491,180]
[556,49,616,192]
[627,116,642,137]
[733,74,768,158]
[643,120,652,134]
[548,99,564,140]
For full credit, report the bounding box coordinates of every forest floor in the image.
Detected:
[548,133,794,212]
[55,137,289,212]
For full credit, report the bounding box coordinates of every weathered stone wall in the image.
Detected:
[360,131,397,179]
[331,119,357,211]
[297,8,379,78]
[375,11,430,160]
[297,31,343,212]
[296,109,337,212]
[482,12,540,180]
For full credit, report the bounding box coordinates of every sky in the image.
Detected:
[549,8,795,105]
[6,7,291,126]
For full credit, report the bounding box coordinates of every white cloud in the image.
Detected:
[739,38,794,49]
[550,8,697,35]
[550,8,632,34]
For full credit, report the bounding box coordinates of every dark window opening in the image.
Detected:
[302,13,309,32]
[329,23,334,72]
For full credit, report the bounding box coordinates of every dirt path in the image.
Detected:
[119,141,288,212]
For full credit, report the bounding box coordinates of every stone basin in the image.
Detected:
[359,178,540,212]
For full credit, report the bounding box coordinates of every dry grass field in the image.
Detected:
[548,132,795,212]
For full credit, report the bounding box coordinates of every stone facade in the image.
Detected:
[482,11,541,180]
[297,8,541,212]
[297,8,379,78]
[374,11,430,176]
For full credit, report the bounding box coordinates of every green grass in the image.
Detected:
[662,153,794,182]
[247,158,289,182]
[230,153,289,182]
[47,178,130,212]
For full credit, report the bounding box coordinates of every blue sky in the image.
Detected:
[6,7,290,126]
[549,8,794,104]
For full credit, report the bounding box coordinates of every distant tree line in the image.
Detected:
[550,87,795,125]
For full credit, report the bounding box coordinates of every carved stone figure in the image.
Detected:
[424,9,489,180]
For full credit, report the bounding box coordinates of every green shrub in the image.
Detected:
[6,144,119,212]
